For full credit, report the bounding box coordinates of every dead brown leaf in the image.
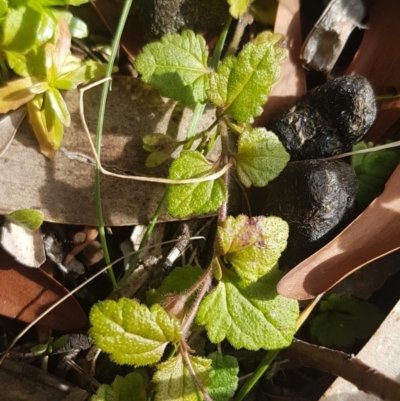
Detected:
[0,249,87,331]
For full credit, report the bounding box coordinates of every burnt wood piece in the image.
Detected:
[136,0,229,39]
[270,75,376,160]
[264,159,357,269]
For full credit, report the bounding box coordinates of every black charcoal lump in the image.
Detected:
[136,0,230,39]
[270,75,376,160]
[264,159,357,269]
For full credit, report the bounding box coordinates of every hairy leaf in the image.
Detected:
[208,31,287,122]
[234,128,290,187]
[351,141,400,210]
[134,30,210,105]
[310,294,384,348]
[89,298,182,366]
[153,354,211,401]
[168,150,227,217]
[217,215,288,281]
[197,267,298,350]
[7,209,44,231]
[92,372,146,401]
[208,352,239,401]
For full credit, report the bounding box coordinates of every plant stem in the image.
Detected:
[210,17,232,68]
[218,118,230,222]
[180,340,213,401]
[375,94,400,102]
[282,339,400,401]
[226,10,253,57]
[184,17,231,149]
[181,266,213,335]
[93,0,134,289]
[233,349,280,401]
[122,188,168,283]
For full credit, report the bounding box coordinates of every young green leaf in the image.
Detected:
[31,343,49,356]
[309,294,384,348]
[217,214,289,282]
[351,141,400,210]
[7,209,44,231]
[89,298,182,366]
[197,267,298,350]
[208,352,239,401]
[134,30,210,105]
[27,94,64,159]
[0,5,52,52]
[50,9,89,39]
[168,150,227,217]
[227,0,255,18]
[92,372,147,401]
[0,20,110,157]
[143,133,180,167]
[0,0,8,21]
[234,128,290,187]
[147,265,204,306]
[0,76,38,113]
[153,354,211,401]
[207,31,287,123]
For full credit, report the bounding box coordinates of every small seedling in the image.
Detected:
[309,294,384,348]
[31,334,70,356]
[89,18,299,400]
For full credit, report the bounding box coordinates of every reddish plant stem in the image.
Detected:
[282,338,400,401]
[218,118,230,222]
[181,266,213,335]
[180,340,213,401]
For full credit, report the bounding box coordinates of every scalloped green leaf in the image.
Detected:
[227,0,255,18]
[207,31,287,123]
[234,128,290,187]
[153,354,211,401]
[217,214,288,282]
[89,298,182,366]
[197,267,298,350]
[7,208,44,231]
[92,372,147,401]
[310,294,384,348]
[168,150,227,217]
[134,30,210,105]
[208,352,239,401]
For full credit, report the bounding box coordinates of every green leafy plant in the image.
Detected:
[351,141,400,210]
[309,294,384,348]
[31,334,70,355]
[0,0,89,74]
[0,0,112,159]
[89,17,299,400]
